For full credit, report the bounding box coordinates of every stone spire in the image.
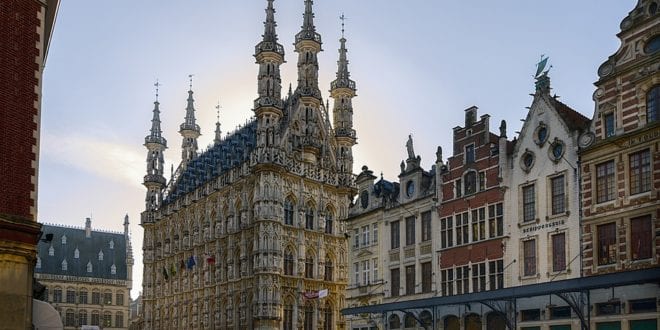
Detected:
[143,87,167,217]
[294,0,322,99]
[330,24,357,179]
[254,0,285,147]
[123,214,129,237]
[179,76,201,165]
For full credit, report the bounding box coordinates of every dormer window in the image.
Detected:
[111,264,117,275]
[48,245,54,256]
[61,235,67,244]
[109,240,114,249]
[74,248,79,259]
[36,257,41,269]
[87,261,93,273]
[98,251,104,261]
[62,259,68,271]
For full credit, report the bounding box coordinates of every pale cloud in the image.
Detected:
[42,132,144,187]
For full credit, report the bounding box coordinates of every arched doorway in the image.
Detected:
[419,310,433,329]
[486,312,506,330]
[464,313,481,330]
[389,314,401,329]
[444,315,460,330]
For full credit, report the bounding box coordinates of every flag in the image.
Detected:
[187,255,196,270]
[302,291,319,299]
[162,267,169,280]
[206,254,216,265]
[319,289,328,298]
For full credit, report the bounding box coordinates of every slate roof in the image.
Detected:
[36,224,128,280]
[163,119,257,204]
[551,97,590,131]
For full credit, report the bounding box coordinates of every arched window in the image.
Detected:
[303,303,314,330]
[283,302,294,330]
[61,259,68,271]
[284,198,294,226]
[65,309,75,326]
[284,250,294,276]
[87,261,93,273]
[323,305,333,330]
[78,310,87,327]
[647,85,659,123]
[109,240,114,249]
[91,311,100,326]
[305,204,315,230]
[110,264,117,275]
[324,257,333,281]
[48,245,54,256]
[61,235,67,245]
[98,250,104,261]
[388,314,401,329]
[74,248,79,259]
[115,312,124,328]
[103,311,112,327]
[305,255,314,279]
[324,209,333,234]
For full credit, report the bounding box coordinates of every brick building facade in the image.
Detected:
[0,0,59,328]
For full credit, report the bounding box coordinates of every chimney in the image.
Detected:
[85,218,92,238]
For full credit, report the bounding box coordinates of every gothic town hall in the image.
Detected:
[140,1,356,329]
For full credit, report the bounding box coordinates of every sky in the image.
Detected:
[40,1,633,299]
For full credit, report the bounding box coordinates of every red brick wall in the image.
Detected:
[439,239,503,268]
[0,0,42,220]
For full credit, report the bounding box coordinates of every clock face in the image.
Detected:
[406,180,415,197]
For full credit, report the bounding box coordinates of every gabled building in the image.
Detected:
[435,107,509,328]
[506,70,590,287]
[35,217,133,329]
[140,1,358,329]
[580,0,659,278]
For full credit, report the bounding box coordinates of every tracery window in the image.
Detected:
[284,198,295,225]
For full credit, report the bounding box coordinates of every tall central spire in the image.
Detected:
[294,0,322,99]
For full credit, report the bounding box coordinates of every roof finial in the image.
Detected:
[214,101,222,144]
[340,12,347,38]
[154,79,161,102]
[188,74,194,91]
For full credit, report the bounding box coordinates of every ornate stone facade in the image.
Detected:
[140,1,356,329]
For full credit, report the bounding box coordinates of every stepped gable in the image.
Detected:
[164,119,257,204]
[36,224,127,280]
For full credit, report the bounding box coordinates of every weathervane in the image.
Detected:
[154,79,161,101]
[534,55,552,78]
